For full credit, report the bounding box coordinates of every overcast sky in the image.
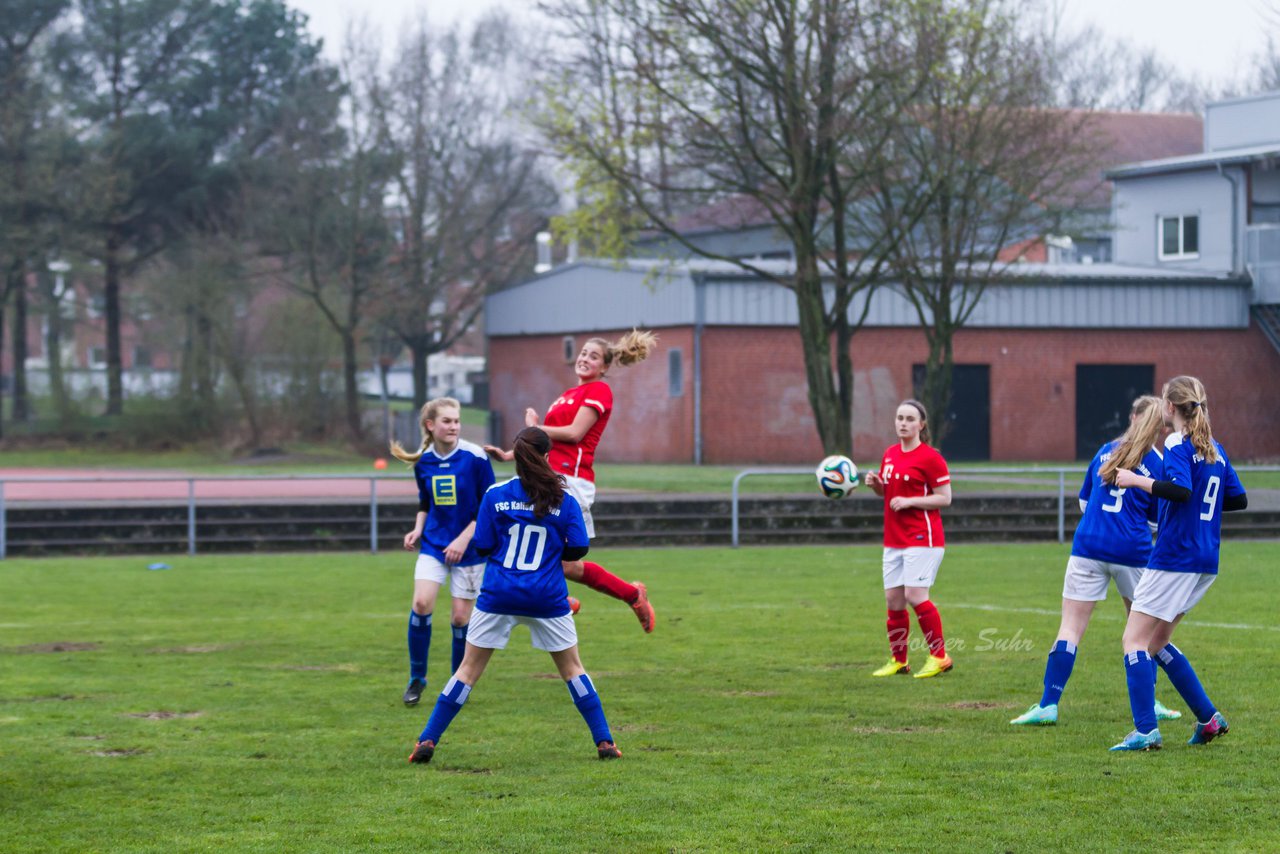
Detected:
[287,0,1272,94]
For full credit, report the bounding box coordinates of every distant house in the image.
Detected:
[485,102,1280,464]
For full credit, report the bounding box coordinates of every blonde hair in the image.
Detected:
[585,328,658,373]
[1163,375,1217,464]
[900,399,931,446]
[1099,395,1164,483]
[389,397,461,464]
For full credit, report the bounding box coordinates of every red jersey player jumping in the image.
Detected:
[862,398,954,678]
[485,329,658,633]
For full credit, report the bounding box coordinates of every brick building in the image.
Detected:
[485,100,1280,464]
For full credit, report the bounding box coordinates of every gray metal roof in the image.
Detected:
[1105,141,1280,179]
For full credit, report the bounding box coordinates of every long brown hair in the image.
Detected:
[513,426,564,517]
[900,399,931,446]
[388,397,461,464]
[586,328,658,373]
[1099,395,1164,483]
[1164,375,1217,464]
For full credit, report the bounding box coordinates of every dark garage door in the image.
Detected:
[1075,364,1155,460]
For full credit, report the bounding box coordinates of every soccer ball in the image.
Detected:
[816,454,859,499]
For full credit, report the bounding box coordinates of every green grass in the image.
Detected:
[3,542,1278,851]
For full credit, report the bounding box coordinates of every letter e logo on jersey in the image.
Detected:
[432,476,457,506]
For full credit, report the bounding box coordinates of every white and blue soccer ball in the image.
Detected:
[816,454,859,499]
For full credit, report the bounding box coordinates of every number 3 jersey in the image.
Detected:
[473,478,590,618]
[1149,432,1245,575]
[412,440,496,566]
[1073,441,1163,567]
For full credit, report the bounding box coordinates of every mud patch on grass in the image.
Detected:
[273,663,359,672]
[438,767,493,775]
[152,644,230,654]
[722,690,779,697]
[849,726,944,735]
[616,722,661,733]
[125,711,204,720]
[13,642,99,654]
[91,748,147,757]
[3,694,79,703]
[946,701,1017,711]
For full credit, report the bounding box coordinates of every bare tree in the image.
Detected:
[875,0,1100,445]
[539,0,925,454]
[369,12,555,409]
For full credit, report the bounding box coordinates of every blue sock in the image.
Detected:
[408,611,432,682]
[1039,639,1077,707]
[1123,650,1158,734]
[566,673,612,745]
[451,625,468,674]
[1155,643,1217,723]
[419,675,471,744]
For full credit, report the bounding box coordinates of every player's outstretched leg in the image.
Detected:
[575,561,654,632]
[1153,643,1226,744]
[912,600,952,678]
[873,609,911,676]
[1111,650,1160,751]
[1012,639,1075,725]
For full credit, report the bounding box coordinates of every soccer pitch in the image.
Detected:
[3,542,1278,851]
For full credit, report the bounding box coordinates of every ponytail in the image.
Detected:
[588,328,658,372]
[1099,395,1164,483]
[1163,376,1217,464]
[512,426,564,517]
[389,397,461,465]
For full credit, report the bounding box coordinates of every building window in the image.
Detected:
[1158,215,1199,260]
[563,336,575,363]
[668,348,684,397]
[89,346,107,367]
[134,347,152,369]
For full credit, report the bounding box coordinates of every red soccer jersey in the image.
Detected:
[545,380,613,482]
[878,442,951,548]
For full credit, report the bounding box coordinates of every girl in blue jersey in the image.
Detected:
[1011,396,1182,725]
[390,398,496,707]
[409,426,623,764]
[1108,376,1247,752]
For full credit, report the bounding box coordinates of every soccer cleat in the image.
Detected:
[1109,729,1162,752]
[408,739,436,764]
[629,582,655,633]
[597,740,622,759]
[1010,703,1058,726]
[1153,699,1183,721]
[568,596,581,615]
[913,654,954,679]
[871,658,911,677]
[402,678,426,707]
[1188,711,1229,745]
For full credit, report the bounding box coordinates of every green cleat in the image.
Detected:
[1010,703,1058,726]
[1108,729,1162,752]
[871,658,911,677]
[1153,699,1182,721]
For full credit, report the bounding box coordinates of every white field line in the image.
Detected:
[950,602,1280,633]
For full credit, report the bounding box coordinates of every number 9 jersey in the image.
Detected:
[1073,440,1163,567]
[1149,432,1245,575]
[473,478,590,618]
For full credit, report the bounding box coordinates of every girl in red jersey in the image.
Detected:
[485,329,658,633]
[862,399,954,678]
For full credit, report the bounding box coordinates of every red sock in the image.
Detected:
[578,561,639,603]
[886,609,910,663]
[912,600,946,658]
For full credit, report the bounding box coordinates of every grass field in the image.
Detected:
[3,542,1279,852]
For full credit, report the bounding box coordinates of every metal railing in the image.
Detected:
[731,465,1280,548]
[0,474,411,559]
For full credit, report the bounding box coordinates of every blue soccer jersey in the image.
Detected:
[1149,433,1245,575]
[473,478,589,619]
[1072,441,1163,567]
[413,439,496,566]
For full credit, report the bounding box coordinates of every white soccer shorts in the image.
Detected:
[882,547,945,590]
[413,554,484,600]
[465,608,578,652]
[563,474,597,539]
[1130,568,1216,623]
[1062,556,1145,602]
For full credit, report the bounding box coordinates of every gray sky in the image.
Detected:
[287,0,1271,92]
